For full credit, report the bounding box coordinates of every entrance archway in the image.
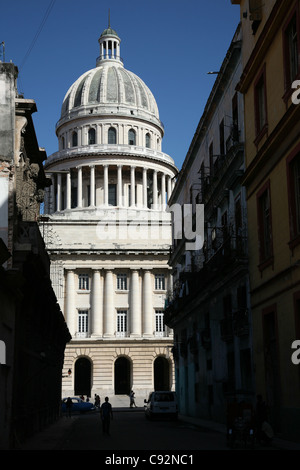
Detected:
[75,357,92,397]
[154,356,170,391]
[114,357,131,395]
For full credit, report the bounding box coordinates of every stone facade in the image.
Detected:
[0,63,70,449]
[41,24,178,400]
[232,0,300,441]
[165,24,255,422]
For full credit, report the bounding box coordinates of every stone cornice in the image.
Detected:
[44,144,177,172]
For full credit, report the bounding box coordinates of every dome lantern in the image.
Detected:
[97,15,122,66]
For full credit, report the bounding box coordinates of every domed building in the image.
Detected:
[41,24,178,401]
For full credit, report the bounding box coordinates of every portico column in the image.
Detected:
[104,165,108,206]
[103,270,114,336]
[153,170,158,209]
[167,175,172,203]
[143,270,153,336]
[143,168,147,208]
[56,173,62,212]
[65,270,76,336]
[50,174,55,213]
[91,270,103,336]
[161,173,166,210]
[90,165,95,206]
[78,128,82,146]
[66,171,71,209]
[130,270,141,336]
[77,167,82,208]
[130,166,135,207]
[117,165,123,206]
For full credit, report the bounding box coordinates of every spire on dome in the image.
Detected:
[97,15,122,66]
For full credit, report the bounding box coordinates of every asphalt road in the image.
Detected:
[59,410,230,451]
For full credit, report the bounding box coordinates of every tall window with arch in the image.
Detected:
[88,128,96,145]
[108,126,117,144]
[72,131,78,147]
[128,129,136,145]
[145,133,151,148]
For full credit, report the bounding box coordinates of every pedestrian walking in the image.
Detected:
[65,397,73,417]
[130,390,137,408]
[94,394,101,408]
[100,396,113,435]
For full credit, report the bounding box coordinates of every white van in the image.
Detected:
[144,391,178,420]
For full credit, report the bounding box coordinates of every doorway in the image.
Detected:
[154,356,170,391]
[114,357,131,395]
[74,357,92,397]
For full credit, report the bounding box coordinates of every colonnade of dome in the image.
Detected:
[45,161,175,214]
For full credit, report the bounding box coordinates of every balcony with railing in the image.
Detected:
[164,233,248,326]
[220,308,250,342]
[200,132,244,205]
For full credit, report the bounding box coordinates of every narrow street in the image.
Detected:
[60,411,229,451]
[59,410,255,451]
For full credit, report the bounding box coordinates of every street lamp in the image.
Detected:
[62,369,72,378]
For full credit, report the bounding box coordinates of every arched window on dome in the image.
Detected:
[61,136,65,149]
[108,127,117,144]
[128,129,136,146]
[88,128,96,145]
[72,131,78,147]
[145,133,151,149]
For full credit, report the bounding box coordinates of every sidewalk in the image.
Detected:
[179,413,300,451]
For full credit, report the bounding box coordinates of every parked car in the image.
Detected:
[61,397,95,413]
[144,391,178,420]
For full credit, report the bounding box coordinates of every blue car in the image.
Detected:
[61,397,95,413]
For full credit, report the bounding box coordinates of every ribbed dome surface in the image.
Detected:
[60,62,160,125]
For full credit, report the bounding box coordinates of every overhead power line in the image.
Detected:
[19,0,56,71]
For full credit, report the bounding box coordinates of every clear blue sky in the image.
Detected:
[1,0,240,169]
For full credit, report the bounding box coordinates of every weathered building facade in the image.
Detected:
[41,25,177,401]
[232,0,300,441]
[165,24,255,422]
[0,62,70,449]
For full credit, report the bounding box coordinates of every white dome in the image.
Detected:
[59,63,161,128]
[57,26,163,133]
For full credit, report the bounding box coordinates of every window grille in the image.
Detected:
[78,310,89,336]
[155,310,165,334]
[78,273,89,290]
[155,274,165,290]
[117,273,127,290]
[117,310,127,336]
